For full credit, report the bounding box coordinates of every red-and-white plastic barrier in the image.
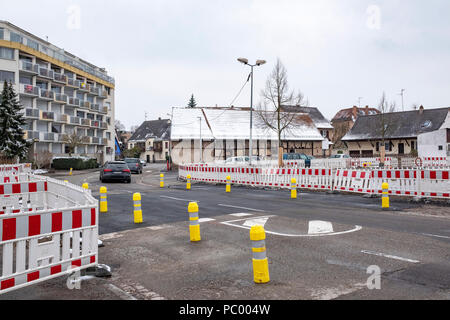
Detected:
[0,174,98,294]
[179,164,449,199]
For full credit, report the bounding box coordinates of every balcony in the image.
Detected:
[82,136,91,144]
[54,93,68,104]
[67,97,80,107]
[89,86,100,96]
[99,90,107,99]
[91,137,100,144]
[40,111,54,121]
[78,82,89,92]
[58,133,68,142]
[25,108,40,118]
[66,78,80,88]
[19,60,39,74]
[90,120,100,128]
[19,84,39,97]
[70,116,80,125]
[42,132,55,142]
[53,72,67,84]
[90,103,100,112]
[99,138,108,145]
[39,89,54,101]
[55,114,69,123]
[100,106,108,114]
[81,118,91,126]
[100,121,108,129]
[38,67,54,80]
[26,131,40,140]
[79,100,90,109]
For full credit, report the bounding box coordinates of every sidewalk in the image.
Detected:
[42,168,100,178]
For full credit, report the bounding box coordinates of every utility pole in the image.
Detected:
[198,116,202,163]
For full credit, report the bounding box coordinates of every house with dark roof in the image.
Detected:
[127,118,171,163]
[331,106,380,153]
[280,105,334,156]
[342,106,449,157]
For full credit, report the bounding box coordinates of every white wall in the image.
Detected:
[418,129,447,158]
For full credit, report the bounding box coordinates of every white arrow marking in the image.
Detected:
[308,221,334,234]
[243,217,269,227]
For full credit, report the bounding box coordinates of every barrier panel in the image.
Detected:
[179,164,449,200]
[0,174,98,294]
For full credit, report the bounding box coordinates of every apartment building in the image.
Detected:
[0,21,115,164]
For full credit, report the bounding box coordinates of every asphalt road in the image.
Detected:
[1,164,449,300]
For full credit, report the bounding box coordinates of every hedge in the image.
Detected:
[52,157,98,170]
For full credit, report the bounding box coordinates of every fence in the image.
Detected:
[0,165,98,294]
[179,164,449,200]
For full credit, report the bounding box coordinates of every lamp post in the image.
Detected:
[237,58,266,165]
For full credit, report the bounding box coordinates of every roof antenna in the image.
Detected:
[145,112,147,121]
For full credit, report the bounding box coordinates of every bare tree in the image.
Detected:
[256,58,308,166]
[62,132,83,156]
[35,151,53,169]
[377,92,397,166]
[115,119,125,132]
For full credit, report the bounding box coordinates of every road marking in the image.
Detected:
[308,221,334,234]
[159,195,199,202]
[361,250,420,263]
[221,216,362,237]
[420,233,450,240]
[243,217,269,227]
[198,218,215,223]
[99,232,124,241]
[105,283,138,300]
[146,225,170,231]
[218,204,265,212]
[229,213,253,217]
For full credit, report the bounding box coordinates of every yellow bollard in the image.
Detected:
[291,178,297,199]
[69,168,73,176]
[226,175,231,193]
[188,202,201,242]
[160,173,164,188]
[82,183,89,190]
[382,182,389,209]
[186,174,191,190]
[100,186,108,213]
[250,225,270,283]
[133,193,143,223]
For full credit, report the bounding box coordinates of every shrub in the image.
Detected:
[52,157,98,170]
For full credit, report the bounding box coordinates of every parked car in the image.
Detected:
[225,156,249,164]
[140,159,147,167]
[330,154,350,159]
[100,161,131,183]
[124,158,143,174]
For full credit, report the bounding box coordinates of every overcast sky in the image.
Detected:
[2,0,450,129]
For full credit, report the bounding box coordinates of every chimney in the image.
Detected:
[158,117,161,120]
[352,106,357,118]
[419,105,424,114]
[365,105,369,115]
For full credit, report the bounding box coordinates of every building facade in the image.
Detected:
[0,21,115,164]
[342,106,449,158]
[127,118,171,163]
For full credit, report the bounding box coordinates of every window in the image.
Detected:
[411,141,415,150]
[0,47,14,60]
[0,71,15,83]
[438,145,443,151]
[10,32,23,43]
[27,39,39,51]
[0,28,4,40]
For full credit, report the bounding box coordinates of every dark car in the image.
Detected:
[124,158,143,174]
[100,161,131,183]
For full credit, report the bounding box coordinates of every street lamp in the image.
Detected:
[237,57,266,165]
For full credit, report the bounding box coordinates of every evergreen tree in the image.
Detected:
[187,94,197,108]
[0,81,30,160]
